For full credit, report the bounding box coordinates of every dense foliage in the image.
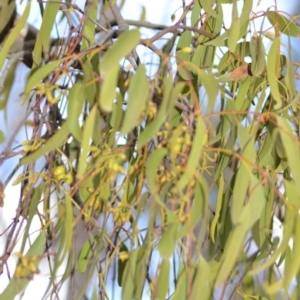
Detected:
[1,0,300,299]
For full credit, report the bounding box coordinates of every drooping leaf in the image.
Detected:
[199,0,217,18]
[67,82,85,142]
[267,36,282,109]
[227,1,240,53]
[267,11,300,37]
[121,65,149,135]
[0,3,31,71]
[157,259,170,300]
[77,104,98,178]
[20,121,70,165]
[23,58,63,103]
[99,29,140,111]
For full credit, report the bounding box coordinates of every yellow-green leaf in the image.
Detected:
[67,82,85,142]
[77,104,98,178]
[121,65,149,134]
[267,11,300,37]
[20,121,70,165]
[267,36,282,109]
[0,3,31,71]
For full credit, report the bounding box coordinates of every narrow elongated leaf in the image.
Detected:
[81,0,97,49]
[177,116,206,190]
[267,36,282,109]
[99,30,140,111]
[199,70,219,113]
[0,234,45,299]
[121,65,149,134]
[122,248,139,300]
[67,82,85,142]
[267,11,300,37]
[157,222,177,258]
[77,104,98,178]
[211,175,224,243]
[250,35,266,77]
[157,259,170,300]
[57,193,73,264]
[0,130,4,144]
[32,1,60,67]
[20,121,70,165]
[176,31,192,80]
[98,64,119,111]
[23,58,63,103]
[0,3,31,71]
[200,0,217,18]
[191,257,211,300]
[138,79,185,147]
[284,213,300,290]
[205,31,228,47]
[228,1,240,52]
[250,210,294,275]
[145,148,168,208]
[77,239,93,274]
[100,29,140,73]
[277,116,300,195]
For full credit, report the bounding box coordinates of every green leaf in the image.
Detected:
[267,11,300,37]
[41,2,60,52]
[267,36,282,109]
[20,186,43,252]
[0,130,5,144]
[205,31,228,47]
[77,104,98,178]
[0,234,45,299]
[250,35,266,77]
[145,148,168,208]
[228,1,240,52]
[0,3,31,71]
[250,209,294,275]
[176,31,192,80]
[191,0,201,28]
[77,239,93,273]
[240,0,253,26]
[177,116,206,190]
[121,65,149,134]
[231,166,250,224]
[99,29,140,111]
[20,121,70,165]
[172,267,188,300]
[217,172,266,286]
[111,92,124,130]
[122,248,139,300]
[98,64,119,111]
[57,193,73,264]
[138,79,185,147]
[277,116,300,195]
[32,1,60,67]
[199,71,219,113]
[284,214,300,290]
[216,219,248,286]
[157,259,170,300]
[199,0,217,18]
[23,58,63,103]
[234,77,251,110]
[158,221,177,258]
[100,29,140,73]
[81,0,97,49]
[0,0,15,44]
[211,174,224,243]
[67,82,85,142]
[118,243,129,286]
[191,257,211,300]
